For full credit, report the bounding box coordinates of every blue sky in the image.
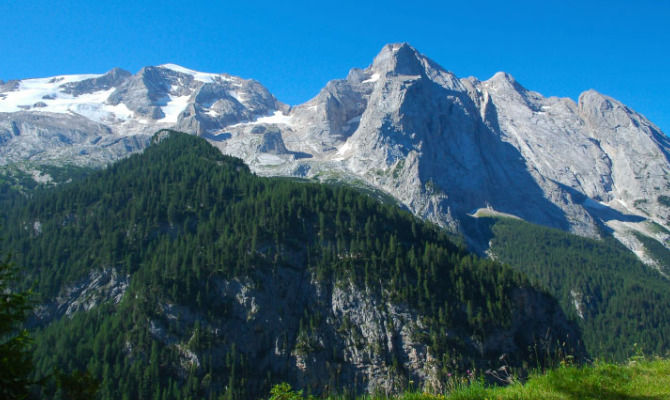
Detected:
[1,0,669,133]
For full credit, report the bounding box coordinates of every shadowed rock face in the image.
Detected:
[1,43,669,261]
[61,68,132,96]
[56,261,575,396]
[258,130,289,154]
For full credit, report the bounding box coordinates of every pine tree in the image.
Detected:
[0,248,34,399]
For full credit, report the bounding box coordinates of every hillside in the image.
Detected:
[0,131,582,399]
[463,216,670,360]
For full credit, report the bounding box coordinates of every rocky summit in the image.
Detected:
[1,43,668,264]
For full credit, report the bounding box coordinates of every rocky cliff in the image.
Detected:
[1,43,668,264]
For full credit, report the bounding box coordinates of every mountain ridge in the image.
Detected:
[1,43,668,266]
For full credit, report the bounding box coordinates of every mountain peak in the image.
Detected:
[490,71,516,82]
[578,89,611,106]
[106,67,132,79]
[484,71,530,94]
[577,89,629,118]
[371,42,426,76]
[155,63,225,83]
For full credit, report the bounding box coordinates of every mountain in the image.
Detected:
[1,43,668,267]
[465,215,670,359]
[0,131,582,398]
[0,64,285,166]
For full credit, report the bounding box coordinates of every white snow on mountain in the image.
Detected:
[158,63,229,83]
[255,111,293,125]
[362,73,380,84]
[0,75,99,112]
[1,44,669,267]
[161,93,191,123]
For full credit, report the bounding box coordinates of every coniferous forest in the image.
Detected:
[472,216,670,360]
[0,131,585,399]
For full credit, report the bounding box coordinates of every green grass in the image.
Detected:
[269,359,670,399]
[389,359,670,400]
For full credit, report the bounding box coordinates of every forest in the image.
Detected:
[482,216,670,359]
[0,131,580,399]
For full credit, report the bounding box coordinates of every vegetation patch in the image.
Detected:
[646,221,670,236]
[633,231,670,274]
[480,216,670,360]
[269,358,670,399]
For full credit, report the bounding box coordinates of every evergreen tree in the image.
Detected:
[0,246,33,400]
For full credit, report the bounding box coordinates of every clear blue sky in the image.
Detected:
[1,0,669,133]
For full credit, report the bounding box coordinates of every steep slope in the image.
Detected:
[463,215,670,359]
[215,44,670,265]
[1,43,668,265]
[0,131,581,398]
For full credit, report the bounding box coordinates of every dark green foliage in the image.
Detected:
[0,164,94,221]
[0,174,28,207]
[484,217,670,360]
[632,232,670,275]
[268,383,306,400]
[658,195,670,208]
[0,250,34,400]
[0,164,93,193]
[53,369,101,400]
[0,131,575,399]
[0,240,102,400]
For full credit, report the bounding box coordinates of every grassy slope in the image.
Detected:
[444,359,670,400]
[297,359,670,399]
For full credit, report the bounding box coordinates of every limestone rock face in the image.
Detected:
[142,265,580,395]
[1,43,669,262]
[0,111,146,166]
[33,268,129,324]
[0,63,285,164]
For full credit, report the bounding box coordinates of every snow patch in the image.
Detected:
[72,94,135,123]
[599,198,646,217]
[225,111,292,129]
[336,140,353,155]
[161,94,190,123]
[633,249,646,259]
[229,88,248,104]
[0,76,106,114]
[255,111,293,125]
[158,64,228,83]
[106,102,134,121]
[206,109,220,118]
[0,77,138,124]
[362,73,380,84]
[256,153,285,166]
